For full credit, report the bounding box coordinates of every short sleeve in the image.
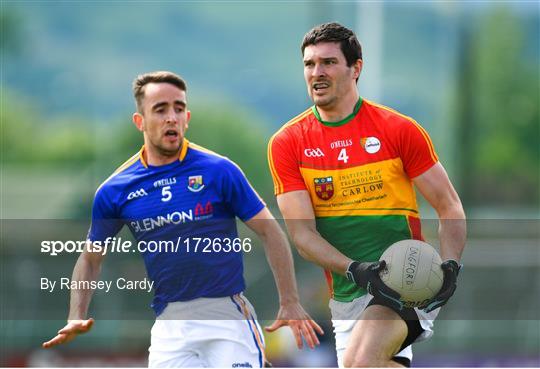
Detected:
[87,186,124,242]
[268,130,307,195]
[399,120,439,179]
[221,160,265,222]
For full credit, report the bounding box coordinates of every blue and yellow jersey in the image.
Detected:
[88,139,265,315]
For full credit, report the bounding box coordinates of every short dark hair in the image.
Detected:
[301,22,362,66]
[132,71,187,113]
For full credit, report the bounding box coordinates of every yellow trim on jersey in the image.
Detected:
[267,142,282,194]
[268,108,312,194]
[299,158,419,218]
[365,99,439,163]
[139,139,189,168]
[188,140,225,158]
[95,151,140,193]
[96,139,191,194]
[178,138,189,161]
[139,145,148,168]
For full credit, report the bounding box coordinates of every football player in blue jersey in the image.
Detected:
[43,71,323,367]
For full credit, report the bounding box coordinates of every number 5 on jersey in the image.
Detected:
[338,148,349,164]
[161,186,172,202]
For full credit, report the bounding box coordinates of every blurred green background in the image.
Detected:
[1,1,539,367]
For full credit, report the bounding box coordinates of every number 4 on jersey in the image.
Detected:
[338,148,349,164]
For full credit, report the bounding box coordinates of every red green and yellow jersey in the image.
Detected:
[268,98,439,302]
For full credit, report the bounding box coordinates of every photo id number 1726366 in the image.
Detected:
[184,237,252,253]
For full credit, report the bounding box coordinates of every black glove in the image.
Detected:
[421,260,461,313]
[346,260,404,311]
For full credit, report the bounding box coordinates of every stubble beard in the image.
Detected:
[152,139,183,158]
[313,93,337,110]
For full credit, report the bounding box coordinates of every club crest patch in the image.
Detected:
[314,176,334,200]
[187,175,205,192]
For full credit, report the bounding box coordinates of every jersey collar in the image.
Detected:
[139,138,190,168]
[312,97,363,127]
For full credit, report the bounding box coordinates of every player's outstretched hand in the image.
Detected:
[42,318,94,349]
[421,260,461,313]
[346,260,404,311]
[264,303,324,349]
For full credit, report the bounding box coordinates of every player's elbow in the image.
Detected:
[436,193,466,221]
[442,201,466,221]
[295,245,310,260]
[80,246,105,268]
[456,204,466,220]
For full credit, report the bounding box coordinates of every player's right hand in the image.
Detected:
[346,260,404,311]
[42,318,94,349]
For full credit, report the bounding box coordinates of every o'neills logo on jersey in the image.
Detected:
[360,137,381,154]
[330,139,353,149]
[314,176,334,200]
[188,175,205,192]
[153,177,176,188]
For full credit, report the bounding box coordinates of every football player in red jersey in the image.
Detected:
[268,23,466,367]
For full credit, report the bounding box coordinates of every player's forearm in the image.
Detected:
[67,252,103,320]
[438,204,467,262]
[259,223,301,304]
[290,226,351,275]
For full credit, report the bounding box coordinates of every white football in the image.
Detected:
[379,239,443,308]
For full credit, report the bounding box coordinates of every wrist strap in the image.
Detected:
[444,259,462,275]
[345,261,360,283]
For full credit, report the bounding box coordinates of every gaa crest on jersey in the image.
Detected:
[360,137,381,154]
[314,176,334,200]
[187,175,205,192]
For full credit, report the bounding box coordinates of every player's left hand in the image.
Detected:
[421,259,461,313]
[264,302,324,349]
